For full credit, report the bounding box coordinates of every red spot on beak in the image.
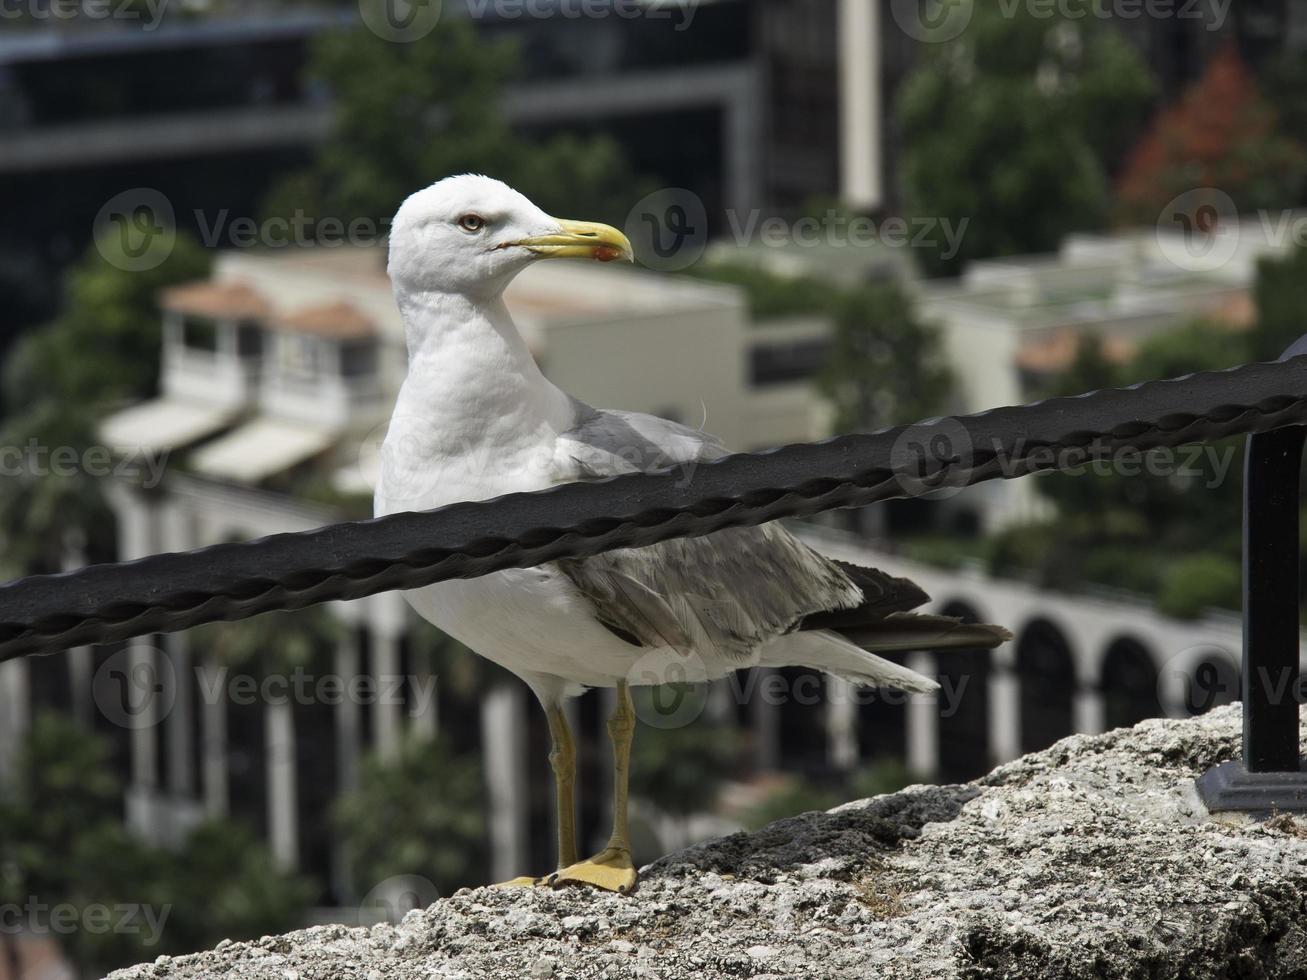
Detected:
[594,246,625,263]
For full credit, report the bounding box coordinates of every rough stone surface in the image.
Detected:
[111,705,1307,979]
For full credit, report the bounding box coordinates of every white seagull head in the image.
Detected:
[388,174,634,299]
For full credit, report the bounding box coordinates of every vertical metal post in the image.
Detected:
[1198,336,1307,812]
[1242,425,1305,772]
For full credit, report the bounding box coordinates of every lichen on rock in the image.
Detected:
[111,705,1307,979]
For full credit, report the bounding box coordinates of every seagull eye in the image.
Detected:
[458,214,487,233]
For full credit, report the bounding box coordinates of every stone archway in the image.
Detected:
[1017,618,1076,752]
[935,601,992,782]
[1101,636,1162,730]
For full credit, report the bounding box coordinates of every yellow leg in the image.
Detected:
[494,701,577,887]
[548,682,639,894]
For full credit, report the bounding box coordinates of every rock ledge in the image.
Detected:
[112,705,1307,979]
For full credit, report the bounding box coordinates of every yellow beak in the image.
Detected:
[514,219,635,263]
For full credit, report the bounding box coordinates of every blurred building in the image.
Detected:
[918,217,1300,529]
[1,0,898,350]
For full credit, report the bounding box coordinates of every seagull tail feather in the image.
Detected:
[763,616,1012,694]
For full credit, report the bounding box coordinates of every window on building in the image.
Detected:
[340,339,379,379]
[749,338,831,387]
[183,316,220,352]
[237,321,264,358]
[279,333,320,379]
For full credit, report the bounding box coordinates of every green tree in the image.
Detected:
[629,696,740,822]
[983,321,1250,609]
[0,235,210,575]
[1116,45,1306,225]
[0,714,309,977]
[898,5,1154,275]
[264,9,649,233]
[1252,244,1307,361]
[191,607,340,677]
[817,282,953,435]
[334,734,487,897]
[4,234,210,417]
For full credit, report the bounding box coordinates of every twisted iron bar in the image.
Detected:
[1,354,1306,661]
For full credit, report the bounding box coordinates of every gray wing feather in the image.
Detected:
[554,405,863,663]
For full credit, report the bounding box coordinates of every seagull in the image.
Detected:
[376,174,1011,894]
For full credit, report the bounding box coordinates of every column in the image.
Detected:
[62,538,94,728]
[906,652,939,778]
[335,629,362,796]
[371,594,407,762]
[838,0,883,210]
[0,658,30,790]
[1074,685,1105,737]
[826,677,858,771]
[482,684,528,882]
[266,698,299,872]
[332,622,362,904]
[408,622,439,743]
[988,662,1021,764]
[198,652,228,819]
[159,501,195,799]
[751,668,781,771]
[165,632,195,798]
[128,640,161,793]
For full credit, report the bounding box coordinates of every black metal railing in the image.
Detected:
[2,351,1307,811]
